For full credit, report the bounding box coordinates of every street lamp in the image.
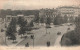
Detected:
[46,25,47,34]
[33,35,34,47]
[46,17,47,34]
[4,26,7,46]
[31,35,34,47]
[5,18,7,46]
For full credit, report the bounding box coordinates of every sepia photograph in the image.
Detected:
[0,0,80,49]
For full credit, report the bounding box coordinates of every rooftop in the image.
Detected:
[57,6,80,9]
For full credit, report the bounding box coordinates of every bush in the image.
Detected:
[61,30,80,46]
[61,34,72,46]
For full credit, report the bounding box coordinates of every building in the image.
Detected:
[39,8,58,23]
[39,8,58,17]
[57,6,80,17]
[0,18,4,23]
[24,15,35,23]
[5,14,35,27]
[56,6,80,22]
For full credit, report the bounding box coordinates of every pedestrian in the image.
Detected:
[25,43,29,47]
[57,32,61,35]
[24,36,27,39]
[47,41,50,47]
[68,28,70,30]
[31,35,33,39]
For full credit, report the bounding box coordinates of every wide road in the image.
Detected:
[0,22,7,46]
[17,25,74,47]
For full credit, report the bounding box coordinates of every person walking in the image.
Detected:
[46,41,50,47]
[25,43,29,47]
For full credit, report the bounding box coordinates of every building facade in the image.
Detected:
[39,8,58,23]
[39,8,58,17]
[5,14,35,27]
[57,6,80,17]
[56,6,80,22]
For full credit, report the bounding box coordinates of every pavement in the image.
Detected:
[54,25,75,47]
[0,23,7,46]
[6,34,25,46]
[17,24,75,47]
[0,23,75,47]
[0,22,25,46]
[17,26,58,47]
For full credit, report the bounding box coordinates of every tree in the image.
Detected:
[59,16,64,24]
[19,27,26,38]
[40,17,45,23]
[75,17,78,23]
[34,13,40,23]
[46,17,52,25]
[61,30,80,46]
[17,17,24,26]
[63,15,68,23]
[17,17,27,38]
[6,18,17,43]
[21,20,27,27]
[75,16,80,33]
[26,20,34,34]
[29,20,34,27]
[69,16,74,23]
[54,14,63,25]
[53,16,58,25]
[61,15,80,46]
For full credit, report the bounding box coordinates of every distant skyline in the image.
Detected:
[0,0,80,10]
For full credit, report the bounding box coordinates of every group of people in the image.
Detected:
[25,41,51,47]
[25,35,34,47]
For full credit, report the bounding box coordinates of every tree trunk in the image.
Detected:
[8,36,9,39]
[8,36,10,40]
[21,34,23,38]
[13,40,14,43]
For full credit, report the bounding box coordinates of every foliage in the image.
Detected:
[40,17,45,23]
[6,18,17,42]
[54,14,64,25]
[69,16,74,23]
[0,9,39,18]
[34,16,40,23]
[61,30,80,46]
[63,15,68,23]
[28,20,34,27]
[61,15,80,46]
[17,17,24,26]
[46,17,52,25]
[17,17,27,37]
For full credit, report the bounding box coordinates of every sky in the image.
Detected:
[0,0,80,10]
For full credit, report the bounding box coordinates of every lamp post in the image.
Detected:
[31,35,34,47]
[46,17,47,34]
[4,27,7,46]
[4,18,7,46]
[33,36,34,47]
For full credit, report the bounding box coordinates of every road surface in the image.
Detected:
[17,25,75,47]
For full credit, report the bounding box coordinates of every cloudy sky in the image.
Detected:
[0,0,80,10]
